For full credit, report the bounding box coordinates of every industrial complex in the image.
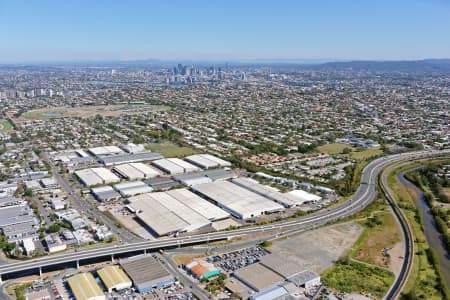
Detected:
[191,181,285,219]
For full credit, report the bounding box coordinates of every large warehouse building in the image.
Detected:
[152,158,199,175]
[113,163,160,180]
[67,272,105,300]
[97,265,132,293]
[75,168,120,186]
[120,255,175,293]
[185,154,232,169]
[286,189,322,204]
[231,177,303,208]
[100,152,162,166]
[191,181,284,219]
[128,190,214,236]
[165,189,230,221]
[113,181,153,197]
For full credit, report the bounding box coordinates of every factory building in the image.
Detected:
[100,152,162,166]
[233,263,284,292]
[128,191,212,236]
[173,169,237,187]
[172,172,213,186]
[91,186,121,202]
[121,143,146,154]
[67,272,105,300]
[97,265,132,293]
[74,169,103,186]
[286,190,322,204]
[75,168,120,186]
[167,158,200,173]
[88,146,124,157]
[145,177,179,191]
[191,181,284,219]
[113,163,160,180]
[120,255,175,293]
[152,159,184,175]
[165,189,230,221]
[113,181,153,197]
[152,158,199,175]
[231,177,303,208]
[0,202,39,243]
[185,154,231,169]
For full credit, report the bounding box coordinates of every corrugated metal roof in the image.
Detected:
[192,181,284,219]
[97,266,131,291]
[67,273,104,300]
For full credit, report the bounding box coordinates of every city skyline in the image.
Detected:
[1,0,450,63]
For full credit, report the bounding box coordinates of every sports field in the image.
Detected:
[0,119,13,133]
[20,104,170,120]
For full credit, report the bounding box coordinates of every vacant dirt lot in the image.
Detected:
[268,222,363,273]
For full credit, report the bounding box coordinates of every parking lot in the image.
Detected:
[206,246,268,273]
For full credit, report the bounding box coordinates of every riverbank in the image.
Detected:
[387,161,449,300]
[399,169,450,289]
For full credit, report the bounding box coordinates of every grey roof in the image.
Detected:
[172,172,206,181]
[0,205,36,227]
[233,263,284,292]
[93,189,121,201]
[121,256,173,286]
[259,254,304,279]
[287,270,320,287]
[173,169,236,182]
[100,152,162,166]
[203,169,237,181]
[145,177,178,190]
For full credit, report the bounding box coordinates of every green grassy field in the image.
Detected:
[317,143,349,154]
[0,119,13,133]
[146,142,200,158]
[322,259,394,299]
[350,212,401,268]
[317,143,383,160]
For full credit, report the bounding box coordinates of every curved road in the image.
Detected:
[1,149,449,297]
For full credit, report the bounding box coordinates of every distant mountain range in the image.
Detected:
[2,58,450,73]
[317,59,450,73]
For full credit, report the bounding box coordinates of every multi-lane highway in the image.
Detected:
[1,149,449,290]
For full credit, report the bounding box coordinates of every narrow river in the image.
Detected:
[398,170,450,288]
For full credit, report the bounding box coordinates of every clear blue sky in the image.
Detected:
[1,0,450,62]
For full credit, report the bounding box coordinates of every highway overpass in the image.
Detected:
[0,149,448,282]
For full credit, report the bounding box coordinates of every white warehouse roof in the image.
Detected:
[166,189,229,221]
[113,164,145,180]
[201,154,232,167]
[152,159,185,175]
[128,191,212,236]
[185,154,219,169]
[232,177,302,208]
[75,169,103,186]
[91,168,121,184]
[113,181,153,197]
[192,181,284,219]
[167,158,200,173]
[286,190,321,204]
[129,163,160,178]
[88,146,124,157]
